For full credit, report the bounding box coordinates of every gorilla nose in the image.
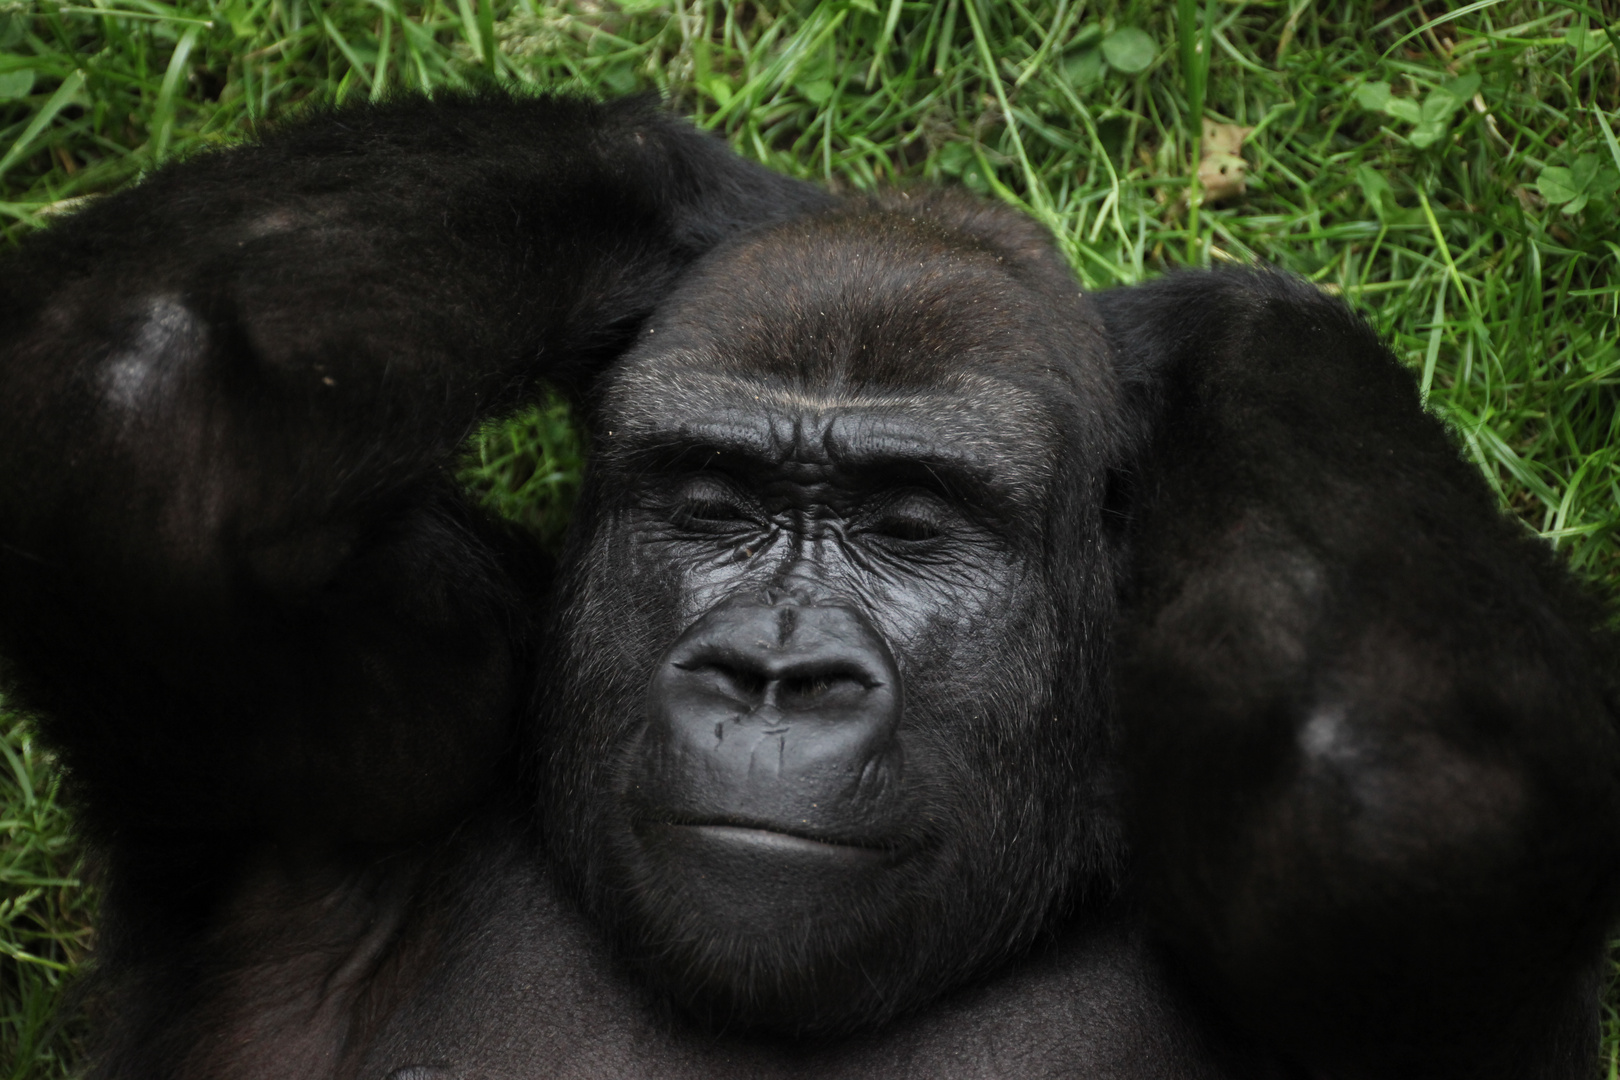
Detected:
[664,603,894,719]
[638,600,903,836]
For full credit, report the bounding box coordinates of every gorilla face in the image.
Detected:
[539,200,1130,1034]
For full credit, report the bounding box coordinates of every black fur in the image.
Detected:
[0,91,1615,1080]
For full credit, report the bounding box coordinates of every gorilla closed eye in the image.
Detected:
[682,498,749,520]
[863,491,951,544]
[2,91,1615,1080]
[671,491,755,528]
[870,516,940,543]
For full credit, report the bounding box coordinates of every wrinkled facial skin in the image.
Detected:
[538,200,1129,1036]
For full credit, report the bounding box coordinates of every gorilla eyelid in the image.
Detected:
[860,490,955,545]
[665,476,761,533]
[871,511,944,543]
[875,519,942,543]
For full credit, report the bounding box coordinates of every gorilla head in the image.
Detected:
[539,196,1131,1035]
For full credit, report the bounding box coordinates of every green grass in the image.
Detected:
[0,709,90,1079]
[2,1,1618,1075]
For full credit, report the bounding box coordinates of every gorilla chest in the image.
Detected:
[336,855,1263,1080]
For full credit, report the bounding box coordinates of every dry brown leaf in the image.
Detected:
[1199,121,1253,202]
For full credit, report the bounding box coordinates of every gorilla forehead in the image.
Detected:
[597,196,1117,501]
[625,196,1107,388]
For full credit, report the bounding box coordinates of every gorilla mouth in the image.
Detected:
[636,816,899,858]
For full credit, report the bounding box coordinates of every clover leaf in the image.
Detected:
[0,68,32,100]
[1356,74,1480,149]
[1062,47,1104,87]
[1536,154,1620,216]
[1100,28,1155,74]
[1062,25,1154,84]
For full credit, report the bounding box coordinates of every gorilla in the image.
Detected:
[0,91,1616,1080]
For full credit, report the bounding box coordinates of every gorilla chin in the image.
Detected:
[615,821,917,1034]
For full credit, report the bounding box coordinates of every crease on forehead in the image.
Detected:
[598,359,1062,498]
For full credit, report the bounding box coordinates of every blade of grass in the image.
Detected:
[1420,272,1448,407]
[960,0,1049,221]
[151,23,199,158]
[0,70,85,181]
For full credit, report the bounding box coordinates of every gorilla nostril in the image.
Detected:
[674,661,874,711]
[676,660,770,704]
[714,664,770,703]
[776,670,871,710]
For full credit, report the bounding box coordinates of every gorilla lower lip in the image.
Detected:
[632,821,896,921]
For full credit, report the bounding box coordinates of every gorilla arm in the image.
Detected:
[0,94,827,843]
[1097,270,1620,1079]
